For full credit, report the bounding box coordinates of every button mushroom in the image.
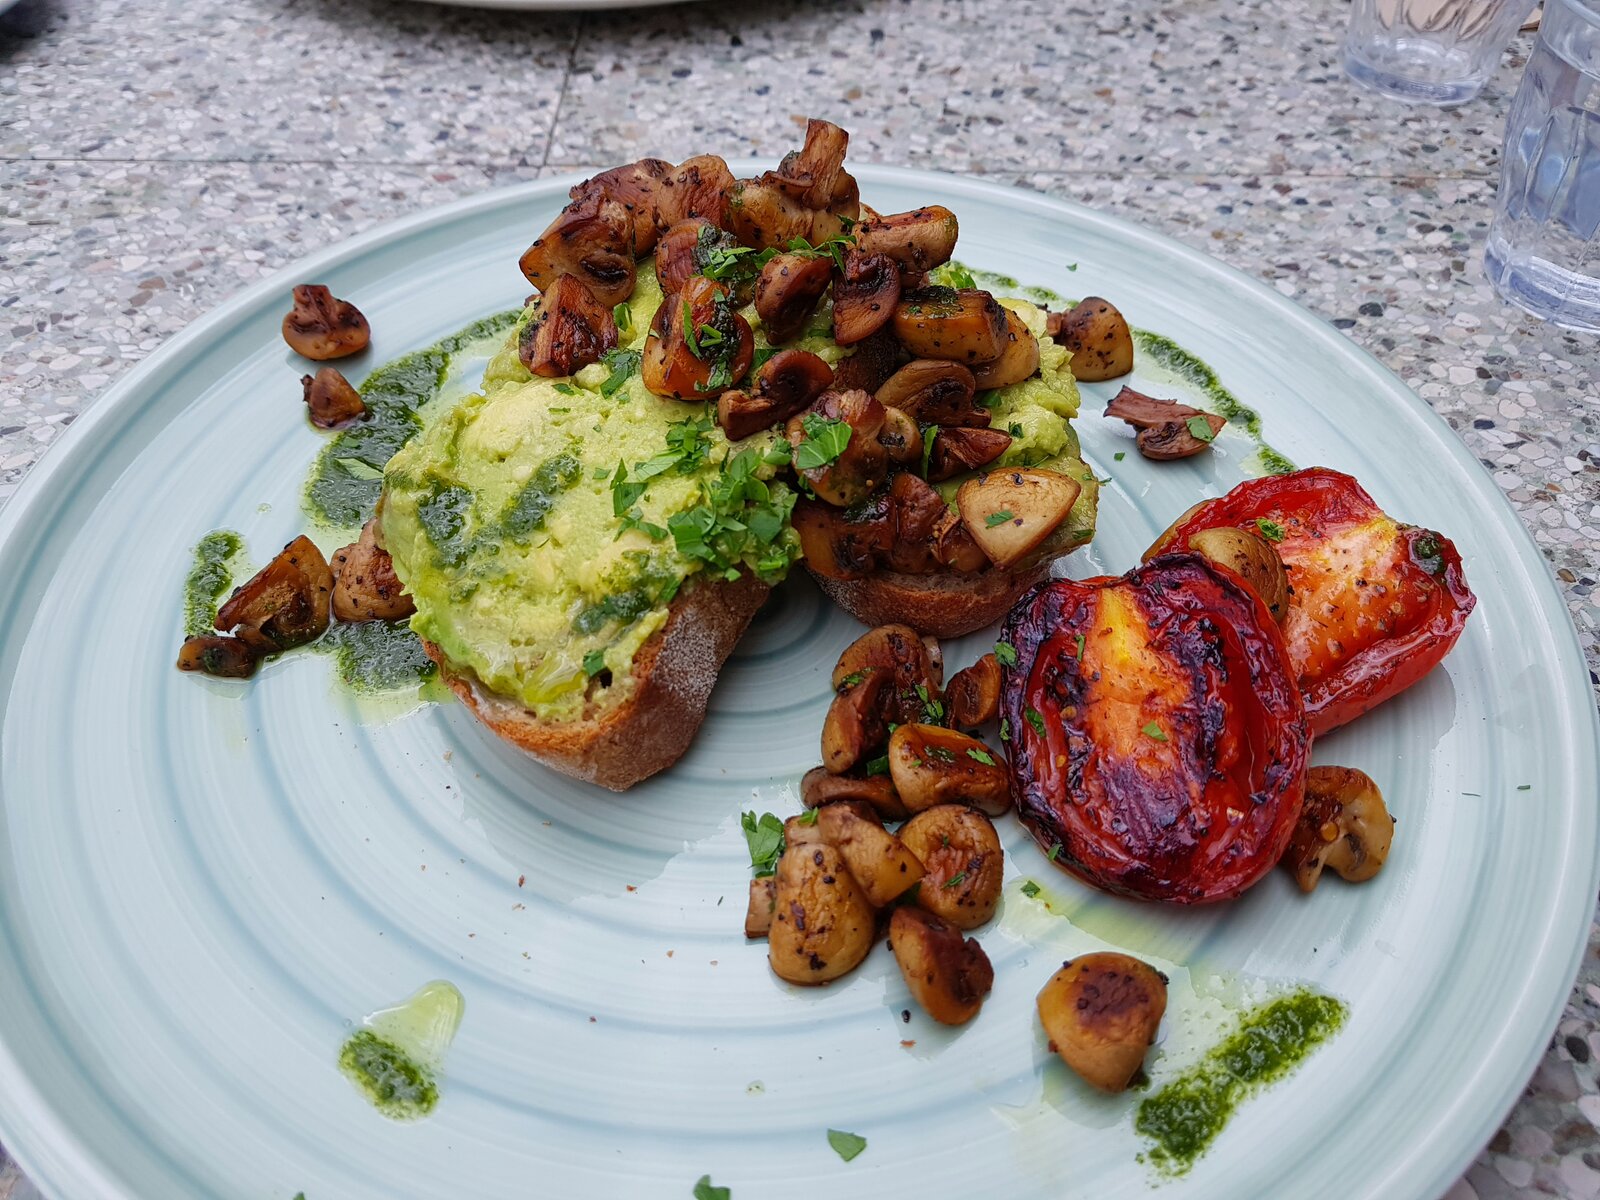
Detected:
[947,653,1002,727]
[175,634,260,679]
[955,467,1082,570]
[931,508,992,574]
[754,252,834,344]
[787,389,889,508]
[768,838,876,985]
[831,249,902,347]
[331,518,414,623]
[814,799,925,907]
[652,218,717,297]
[764,117,851,210]
[800,766,910,822]
[726,178,816,251]
[1037,952,1168,1093]
[1282,765,1395,892]
[656,154,736,229]
[972,308,1040,389]
[1045,296,1133,382]
[820,668,893,775]
[889,906,994,1026]
[282,285,370,361]
[830,624,946,722]
[519,184,638,308]
[927,426,1013,483]
[518,274,619,378]
[1105,385,1226,461]
[893,287,1008,364]
[1185,526,1290,622]
[829,327,901,395]
[641,276,754,400]
[898,803,1005,928]
[875,359,987,427]
[888,725,1012,817]
[575,158,674,254]
[718,347,833,440]
[301,367,365,429]
[882,471,947,574]
[215,534,332,654]
[876,406,924,468]
[854,206,959,275]
[790,493,893,579]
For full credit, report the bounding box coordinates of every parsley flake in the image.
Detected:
[599,347,641,398]
[1142,720,1169,742]
[985,510,1015,528]
[942,872,968,889]
[582,649,607,678]
[692,1177,731,1200]
[999,718,1011,742]
[1020,880,1041,899]
[1114,451,1126,461]
[1048,842,1062,861]
[794,414,852,471]
[865,754,890,777]
[612,302,632,332]
[1024,707,1046,737]
[967,747,997,766]
[1255,518,1286,543]
[740,811,785,878]
[827,1129,868,1163]
[1185,415,1217,443]
[993,641,1018,668]
[1075,633,1086,659]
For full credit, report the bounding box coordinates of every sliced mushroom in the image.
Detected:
[754,253,833,343]
[927,426,1013,483]
[518,274,619,378]
[821,669,893,775]
[815,800,925,907]
[656,154,736,229]
[641,276,754,400]
[331,518,414,623]
[519,185,637,308]
[1283,766,1395,892]
[955,467,1082,569]
[889,906,994,1026]
[888,725,1011,817]
[727,179,816,250]
[1037,953,1168,1093]
[215,534,332,653]
[800,766,910,822]
[744,877,776,939]
[971,308,1040,389]
[893,287,1007,364]
[899,804,1005,928]
[831,249,902,346]
[301,367,365,429]
[791,493,892,579]
[875,359,987,427]
[831,624,945,716]
[175,635,260,679]
[877,406,924,467]
[1104,386,1208,429]
[1186,526,1289,622]
[1136,416,1226,460]
[768,838,876,985]
[885,470,947,575]
[947,653,1001,727]
[931,508,992,573]
[653,217,716,297]
[577,158,674,254]
[282,285,370,361]
[787,389,889,507]
[784,812,827,849]
[854,206,959,275]
[1046,296,1133,382]
[765,118,850,209]
[716,348,835,440]
[830,327,902,395]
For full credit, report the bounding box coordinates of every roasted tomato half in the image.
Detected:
[1148,468,1475,736]
[999,554,1309,903]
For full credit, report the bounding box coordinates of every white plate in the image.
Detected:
[0,167,1595,1200]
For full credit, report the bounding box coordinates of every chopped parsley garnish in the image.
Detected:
[1255,518,1286,543]
[1114,451,1126,461]
[1517,783,1532,791]
[914,684,946,722]
[999,718,1010,742]
[1185,415,1218,443]
[827,1129,868,1163]
[967,747,996,766]
[794,414,852,471]
[1020,880,1041,899]
[927,744,957,764]
[740,811,785,878]
[1024,707,1046,737]
[919,423,939,479]
[612,302,632,332]
[985,510,1015,527]
[553,382,577,396]
[943,871,968,889]
[698,241,759,282]
[682,300,705,358]
[1142,720,1169,742]
[663,448,798,584]
[865,754,890,776]
[599,347,641,398]
[838,670,868,690]
[692,1177,730,1200]
[932,262,977,290]
[994,641,1018,667]
[796,806,820,825]
[1009,422,1024,438]
[582,649,607,678]
[1048,842,1062,861]
[1075,633,1086,659]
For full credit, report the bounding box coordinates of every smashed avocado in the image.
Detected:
[381,263,1096,723]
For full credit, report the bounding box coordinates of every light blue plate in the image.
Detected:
[0,168,1595,1200]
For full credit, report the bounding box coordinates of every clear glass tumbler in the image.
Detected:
[1484,0,1600,332]
[1344,0,1537,105]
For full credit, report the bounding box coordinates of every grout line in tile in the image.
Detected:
[538,20,586,172]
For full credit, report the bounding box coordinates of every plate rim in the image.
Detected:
[1,165,1596,1200]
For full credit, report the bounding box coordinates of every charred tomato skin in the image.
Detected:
[998,554,1309,904]
[1153,468,1475,736]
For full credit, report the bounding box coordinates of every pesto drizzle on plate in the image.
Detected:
[182,530,246,637]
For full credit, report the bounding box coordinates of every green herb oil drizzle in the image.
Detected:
[182,530,246,637]
[338,980,464,1121]
[314,620,438,693]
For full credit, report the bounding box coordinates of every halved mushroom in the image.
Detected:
[754,253,834,343]
[889,906,994,1025]
[791,493,892,579]
[972,309,1040,389]
[947,653,1001,727]
[875,359,987,427]
[717,348,834,440]
[893,287,1008,364]
[830,327,902,395]
[641,276,753,400]
[1283,766,1395,892]
[821,669,893,775]
[955,468,1082,569]
[888,725,1011,817]
[1106,385,1226,461]
[744,877,776,939]
[1045,296,1133,382]
[215,534,332,653]
[831,250,902,346]
[282,285,370,361]
[784,811,826,849]
[1186,526,1289,622]
[831,623,945,724]
[656,154,736,229]
[800,766,910,822]
[815,799,925,907]
[855,206,959,275]
[931,508,992,574]
[765,118,850,210]
[876,406,924,467]
[768,838,876,985]
[898,804,1005,928]
[175,635,260,679]
[727,179,816,251]
[301,367,365,429]
[1037,953,1168,1093]
[331,518,414,623]
[884,470,947,575]
[787,389,889,508]
[577,158,674,254]
[927,426,1013,483]
[653,218,716,297]
[519,185,637,308]
[518,274,619,378]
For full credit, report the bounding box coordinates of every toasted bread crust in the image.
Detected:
[809,564,1048,638]
[426,572,771,791]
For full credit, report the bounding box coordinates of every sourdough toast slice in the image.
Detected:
[426,572,770,791]
[811,564,1047,639]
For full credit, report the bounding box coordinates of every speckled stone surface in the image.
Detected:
[2,0,1597,1196]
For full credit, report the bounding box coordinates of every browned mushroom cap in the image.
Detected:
[855,206,960,275]
[653,218,717,297]
[876,406,924,467]
[791,492,893,579]
[717,349,833,440]
[175,634,260,679]
[656,154,736,229]
[787,388,890,508]
[519,184,637,308]
[883,470,947,575]
[947,653,1002,727]
[215,534,332,653]
[575,158,674,254]
[831,249,902,346]
[821,668,893,774]
[641,276,754,400]
[1136,415,1225,460]
[889,726,1012,817]
[830,326,903,394]
[1283,766,1396,892]
[893,287,1008,364]
[800,766,910,822]
[331,519,414,623]
[830,623,946,726]
[1038,953,1168,1093]
[927,426,1013,482]
[518,275,619,378]
[727,179,816,250]
[282,285,370,361]
[889,906,994,1026]
[972,308,1040,390]
[765,118,851,210]
[875,359,987,427]
[754,253,834,344]
[1045,296,1133,381]
[931,508,990,573]
[301,367,365,429]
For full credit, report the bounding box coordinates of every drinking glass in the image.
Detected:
[1484,0,1600,332]
[1344,0,1538,105]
